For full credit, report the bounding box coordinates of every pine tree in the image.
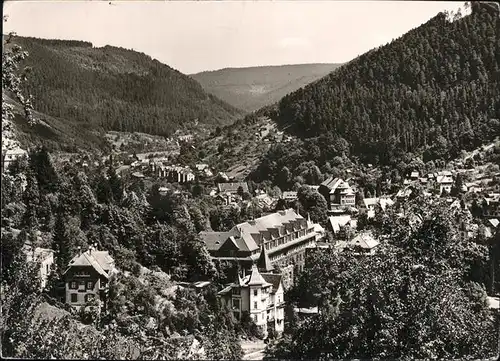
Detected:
[21,170,39,230]
[29,147,59,194]
[52,211,73,274]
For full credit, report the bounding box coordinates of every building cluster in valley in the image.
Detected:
[2,133,500,341]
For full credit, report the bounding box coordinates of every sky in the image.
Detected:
[4,0,466,74]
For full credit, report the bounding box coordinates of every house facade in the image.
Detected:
[217,264,285,338]
[1,147,27,173]
[199,209,320,289]
[24,246,55,290]
[319,177,356,210]
[63,246,116,310]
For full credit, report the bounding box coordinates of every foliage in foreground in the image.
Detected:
[268,197,498,360]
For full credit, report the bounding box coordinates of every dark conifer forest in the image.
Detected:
[270,4,499,166]
[9,37,244,137]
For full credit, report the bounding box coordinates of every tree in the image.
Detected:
[297,186,328,224]
[21,170,39,230]
[52,211,74,273]
[2,25,35,125]
[268,198,497,360]
[29,147,59,194]
[450,173,464,197]
[107,166,123,204]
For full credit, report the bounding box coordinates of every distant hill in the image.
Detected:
[7,36,243,139]
[191,63,342,112]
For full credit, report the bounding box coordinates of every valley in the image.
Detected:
[2,1,500,360]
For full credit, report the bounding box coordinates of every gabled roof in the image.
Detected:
[261,273,282,294]
[64,249,114,278]
[488,218,499,228]
[246,265,272,286]
[329,215,352,233]
[200,209,308,254]
[320,177,342,190]
[199,228,240,251]
[350,232,379,249]
[217,182,249,193]
[437,175,453,184]
[379,197,394,211]
[363,198,378,208]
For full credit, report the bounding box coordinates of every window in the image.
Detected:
[254,301,258,309]
[232,288,240,295]
[253,289,258,296]
[70,281,77,289]
[46,264,49,273]
[86,281,94,290]
[262,313,265,320]
[71,294,78,303]
[232,299,240,309]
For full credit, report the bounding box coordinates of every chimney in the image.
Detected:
[77,246,82,256]
[88,245,93,255]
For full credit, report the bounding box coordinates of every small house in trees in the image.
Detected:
[282,191,298,202]
[482,194,500,219]
[1,147,27,173]
[217,263,285,338]
[319,177,356,210]
[217,182,249,195]
[348,232,380,255]
[328,215,357,239]
[63,245,116,310]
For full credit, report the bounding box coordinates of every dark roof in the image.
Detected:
[198,229,239,251]
[261,273,282,293]
[217,182,249,193]
[320,177,341,190]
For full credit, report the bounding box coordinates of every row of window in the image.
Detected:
[69,280,94,290]
[70,293,95,303]
[264,229,309,250]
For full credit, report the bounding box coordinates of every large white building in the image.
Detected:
[199,209,322,289]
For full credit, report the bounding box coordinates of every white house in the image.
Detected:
[24,246,55,290]
[217,264,285,338]
[2,147,27,173]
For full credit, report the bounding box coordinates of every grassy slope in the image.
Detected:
[191,63,342,112]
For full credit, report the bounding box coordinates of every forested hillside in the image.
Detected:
[8,36,243,137]
[191,63,341,112]
[268,4,499,166]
